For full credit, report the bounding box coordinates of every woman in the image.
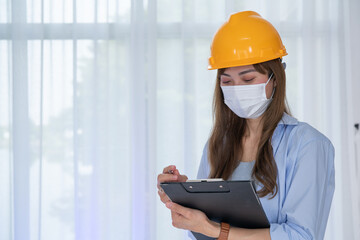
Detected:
[157,11,335,240]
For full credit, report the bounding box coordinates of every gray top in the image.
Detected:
[228,160,255,180]
[196,143,256,181]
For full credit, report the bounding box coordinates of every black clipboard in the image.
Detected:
[160,180,269,240]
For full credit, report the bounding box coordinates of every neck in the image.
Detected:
[244,117,264,139]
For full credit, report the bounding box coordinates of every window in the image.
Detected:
[1,0,359,239]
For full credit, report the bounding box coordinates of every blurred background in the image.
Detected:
[0,0,360,239]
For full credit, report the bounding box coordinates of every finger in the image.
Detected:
[159,193,168,203]
[170,210,187,230]
[171,169,187,181]
[166,202,191,219]
[162,165,176,174]
[171,211,182,221]
[157,173,178,187]
[178,174,188,182]
[158,190,170,203]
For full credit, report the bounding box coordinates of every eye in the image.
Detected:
[222,80,231,84]
[220,76,232,84]
[243,78,255,82]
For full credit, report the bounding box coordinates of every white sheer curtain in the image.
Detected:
[0,0,359,239]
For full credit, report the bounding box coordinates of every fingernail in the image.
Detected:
[172,175,178,180]
[166,202,172,208]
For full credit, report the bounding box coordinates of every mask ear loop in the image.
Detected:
[265,72,274,85]
[266,72,276,99]
[270,86,276,99]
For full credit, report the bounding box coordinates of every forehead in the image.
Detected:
[223,65,256,75]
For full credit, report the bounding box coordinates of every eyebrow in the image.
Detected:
[221,69,257,77]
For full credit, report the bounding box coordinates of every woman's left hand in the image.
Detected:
[165,202,220,238]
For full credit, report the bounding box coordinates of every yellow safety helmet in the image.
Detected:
[208,11,287,70]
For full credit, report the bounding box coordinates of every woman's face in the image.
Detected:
[220,65,275,99]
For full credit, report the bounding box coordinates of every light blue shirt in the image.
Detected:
[191,113,335,240]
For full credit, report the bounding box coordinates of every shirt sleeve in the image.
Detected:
[196,142,210,179]
[270,137,335,240]
[187,231,197,240]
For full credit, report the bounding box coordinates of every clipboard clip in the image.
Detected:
[181,181,230,193]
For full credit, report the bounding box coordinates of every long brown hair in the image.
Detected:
[208,58,290,198]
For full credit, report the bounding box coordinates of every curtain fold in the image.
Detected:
[0,0,359,239]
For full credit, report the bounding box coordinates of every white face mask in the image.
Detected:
[221,73,274,119]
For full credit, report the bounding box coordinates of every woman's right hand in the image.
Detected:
[157,165,188,204]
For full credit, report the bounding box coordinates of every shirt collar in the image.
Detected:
[278,112,298,126]
[271,113,298,155]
